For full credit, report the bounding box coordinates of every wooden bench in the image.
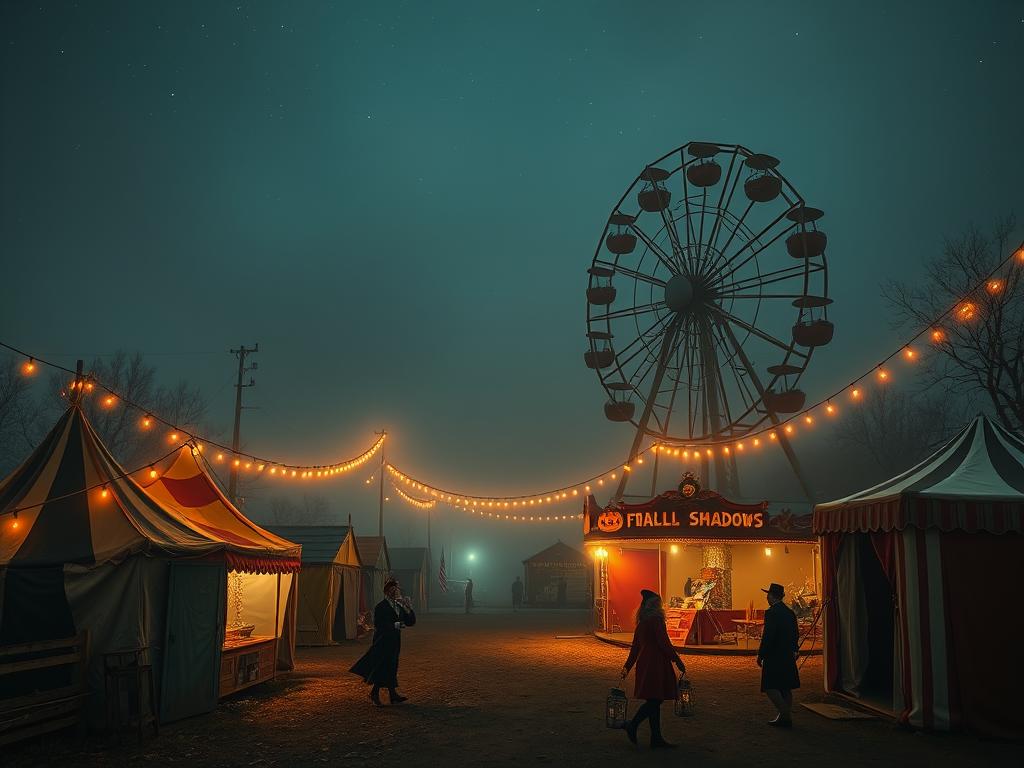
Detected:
[0,633,90,746]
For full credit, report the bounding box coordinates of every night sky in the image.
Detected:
[2,2,1023,593]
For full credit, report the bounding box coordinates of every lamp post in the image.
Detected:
[467,551,476,579]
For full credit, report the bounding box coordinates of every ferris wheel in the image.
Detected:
[584,141,832,501]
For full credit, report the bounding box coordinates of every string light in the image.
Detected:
[903,347,916,360]
[931,328,946,343]
[877,368,890,382]
[22,358,36,376]
[987,280,1003,294]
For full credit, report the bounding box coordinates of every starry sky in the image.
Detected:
[2,1,1023,593]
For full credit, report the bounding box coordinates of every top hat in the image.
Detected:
[640,589,659,601]
[761,582,784,599]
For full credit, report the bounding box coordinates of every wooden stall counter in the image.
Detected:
[219,636,277,698]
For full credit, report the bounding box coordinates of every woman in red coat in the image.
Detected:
[619,589,686,749]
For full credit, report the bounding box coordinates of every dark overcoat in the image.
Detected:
[758,600,800,692]
[624,613,683,701]
[349,599,416,688]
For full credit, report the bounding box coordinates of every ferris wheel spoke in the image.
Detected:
[590,301,666,322]
[701,150,744,273]
[718,216,797,281]
[654,204,687,272]
[598,262,668,288]
[720,293,811,300]
[710,200,756,273]
[711,306,806,357]
[629,224,680,276]
[717,262,816,294]
[712,321,761,425]
[612,314,675,371]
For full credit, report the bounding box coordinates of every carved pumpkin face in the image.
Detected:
[597,508,624,533]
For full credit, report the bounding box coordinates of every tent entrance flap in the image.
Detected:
[159,563,225,723]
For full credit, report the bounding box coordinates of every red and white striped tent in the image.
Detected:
[0,405,300,723]
[813,415,1024,738]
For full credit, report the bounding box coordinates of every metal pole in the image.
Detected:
[376,430,386,536]
[228,344,258,503]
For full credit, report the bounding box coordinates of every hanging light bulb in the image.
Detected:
[22,358,36,376]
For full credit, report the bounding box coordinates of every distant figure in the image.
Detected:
[620,589,686,749]
[349,578,416,706]
[511,576,524,611]
[465,578,474,614]
[557,576,568,608]
[757,582,800,727]
[684,577,693,597]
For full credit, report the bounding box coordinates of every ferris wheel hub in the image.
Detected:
[665,273,699,313]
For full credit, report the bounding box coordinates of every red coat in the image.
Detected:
[624,614,682,700]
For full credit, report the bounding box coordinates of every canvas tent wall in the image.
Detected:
[0,406,300,726]
[813,415,1024,739]
[265,525,363,643]
[388,547,430,612]
[522,541,590,607]
[356,536,391,609]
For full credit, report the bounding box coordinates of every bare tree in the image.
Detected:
[834,383,960,477]
[883,217,1024,430]
[0,357,44,474]
[0,351,209,474]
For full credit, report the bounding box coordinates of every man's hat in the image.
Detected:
[640,589,659,601]
[761,582,784,598]
[383,578,399,591]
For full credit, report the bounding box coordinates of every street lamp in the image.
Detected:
[467,551,476,578]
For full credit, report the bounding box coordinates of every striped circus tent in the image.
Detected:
[0,404,300,724]
[814,415,1024,738]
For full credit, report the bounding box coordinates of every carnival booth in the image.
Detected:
[356,536,391,610]
[0,405,301,726]
[265,525,364,643]
[584,474,820,652]
[388,547,431,613]
[141,446,302,689]
[814,415,1024,738]
[522,541,590,607]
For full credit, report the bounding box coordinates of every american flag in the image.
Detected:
[438,548,448,593]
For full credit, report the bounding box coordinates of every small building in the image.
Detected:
[388,547,431,612]
[355,536,391,609]
[522,541,591,607]
[583,475,819,651]
[265,525,363,643]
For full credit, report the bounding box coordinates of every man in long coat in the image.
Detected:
[350,578,416,705]
[757,582,800,727]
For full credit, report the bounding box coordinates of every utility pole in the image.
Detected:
[376,429,386,536]
[228,344,259,503]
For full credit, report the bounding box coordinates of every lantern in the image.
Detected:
[674,677,695,717]
[606,686,628,729]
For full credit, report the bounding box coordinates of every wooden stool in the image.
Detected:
[103,648,158,744]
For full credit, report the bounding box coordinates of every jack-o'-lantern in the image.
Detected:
[679,472,701,498]
[596,508,624,533]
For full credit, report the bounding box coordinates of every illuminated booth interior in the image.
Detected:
[584,475,820,652]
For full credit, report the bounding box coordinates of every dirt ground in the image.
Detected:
[7,610,1020,767]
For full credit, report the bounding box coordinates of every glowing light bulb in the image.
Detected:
[753,438,761,447]
[851,388,861,400]
[100,487,109,499]
[22,359,36,375]
[784,425,794,435]
[986,280,1002,294]
[141,416,152,429]
[826,403,836,415]
[149,469,157,479]
[903,347,916,360]
[769,432,778,441]
[931,328,946,343]
[804,415,813,425]
[877,369,889,382]
[103,395,116,408]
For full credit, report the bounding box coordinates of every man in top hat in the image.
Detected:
[349,578,416,706]
[757,582,800,727]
